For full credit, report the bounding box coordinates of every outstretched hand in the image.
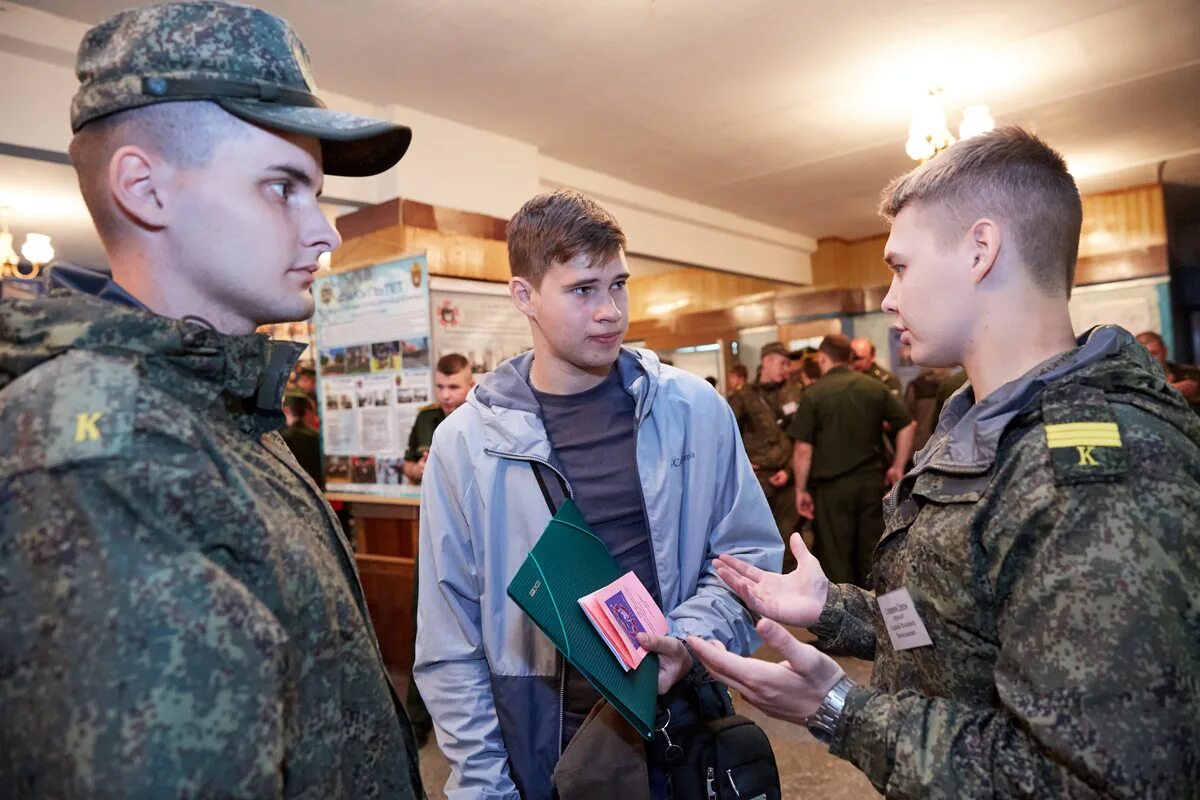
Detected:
[714,532,829,628]
[688,618,844,726]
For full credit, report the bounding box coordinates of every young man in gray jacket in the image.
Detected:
[414,189,783,799]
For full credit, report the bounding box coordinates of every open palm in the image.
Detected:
[714,533,829,627]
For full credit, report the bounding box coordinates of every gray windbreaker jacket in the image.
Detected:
[413,347,783,800]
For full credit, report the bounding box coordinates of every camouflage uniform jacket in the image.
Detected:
[728,382,793,472]
[810,326,1200,798]
[0,289,423,799]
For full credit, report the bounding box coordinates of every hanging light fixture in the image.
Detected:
[906,89,994,162]
[20,232,54,277]
[958,104,996,141]
[0,208,19,277]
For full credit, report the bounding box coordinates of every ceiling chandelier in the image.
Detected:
[905,88,995,162]
[0,207,55,280]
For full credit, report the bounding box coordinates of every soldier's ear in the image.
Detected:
[108,145,170,230]
[968,218,1001,285]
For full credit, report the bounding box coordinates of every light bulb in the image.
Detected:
[906,134,935,162]
[21,233,54,265]
[959,105,994,140]
[0,230,17,266]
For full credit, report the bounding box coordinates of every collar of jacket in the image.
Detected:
[915,326,1129,476]
[468,346,660,461]
[1,282,303,437]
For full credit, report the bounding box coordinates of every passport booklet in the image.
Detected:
[578,572,669,671]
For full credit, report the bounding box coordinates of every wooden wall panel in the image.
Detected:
[626,267,791,323]
[1079,184,1166,259]
[810,185,1168,291]
[810,235,888,289]
[332,226,511,281]
[778,318,843,344]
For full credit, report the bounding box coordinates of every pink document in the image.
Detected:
[578,571,669,670]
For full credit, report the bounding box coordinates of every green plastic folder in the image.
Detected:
[506,499,659,739]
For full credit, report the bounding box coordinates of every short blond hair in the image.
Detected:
[880,126,1082,295]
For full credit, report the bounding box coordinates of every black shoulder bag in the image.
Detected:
[647,650,781,800]
[529,462,780,799]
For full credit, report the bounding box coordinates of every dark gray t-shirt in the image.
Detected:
[531,366,660,746]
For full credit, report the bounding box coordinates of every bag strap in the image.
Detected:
[531,460,568,515]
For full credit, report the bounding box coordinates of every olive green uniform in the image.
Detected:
[728,382,801,562]
[809,326,1200,798]
[864,360,902,396]
[779,376,806,429]
[789,366,912,586]
[933,368,968,424]
[404,403,447,463]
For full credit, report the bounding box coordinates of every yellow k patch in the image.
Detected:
[74,412,102,443]
[1045,421,1122,473]
[1045,422,1122,450]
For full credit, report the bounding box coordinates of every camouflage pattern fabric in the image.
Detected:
[0,290,423,798]
[809,330,1200,798]
[71,1,410,177]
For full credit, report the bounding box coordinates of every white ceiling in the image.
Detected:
[11,0,1200,243]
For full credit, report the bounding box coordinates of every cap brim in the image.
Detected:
[217,99,411,177]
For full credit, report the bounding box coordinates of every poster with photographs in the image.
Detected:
[430,276,534,375]
[311,254,431,496]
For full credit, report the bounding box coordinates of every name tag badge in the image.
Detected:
[877,587,933,651]
[782,401,798,416]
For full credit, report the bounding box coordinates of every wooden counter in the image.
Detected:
[331,492,421,674]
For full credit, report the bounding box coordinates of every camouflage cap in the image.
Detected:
[760,341,789,358]
[71,1,411,177]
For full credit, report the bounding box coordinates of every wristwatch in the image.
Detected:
[805,676,856,745]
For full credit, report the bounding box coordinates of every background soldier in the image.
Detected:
[789,334,915,587]
[0,3,422,796]
[850,336,902,395]
[729,341,802,567]
[402,352,474,484]
[282,390,323,488]
[1136,330,1200,413]
[725,362,748,396]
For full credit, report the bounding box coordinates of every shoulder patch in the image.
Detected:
[0,351,137,476]
[1041,383,1127,485]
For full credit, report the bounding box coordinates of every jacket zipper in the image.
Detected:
[484,448,573,754]
[482,449,574,500]
[558,655,566,758]
[631,416,666,614]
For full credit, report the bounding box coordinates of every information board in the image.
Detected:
[312,254,431,497]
